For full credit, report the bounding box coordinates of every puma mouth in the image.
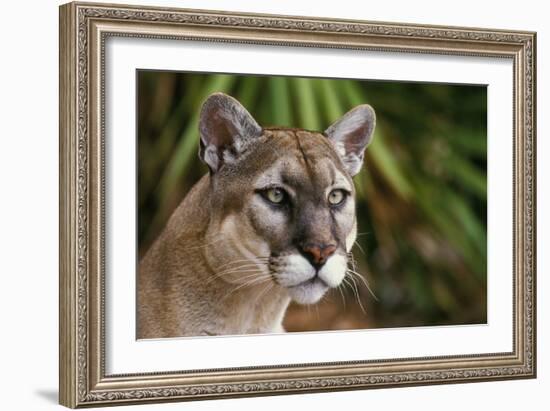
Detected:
[291,275,328,288]
[286,276,329,305]
[269,252,347,304]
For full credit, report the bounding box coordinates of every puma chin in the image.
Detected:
[138,91,375,338]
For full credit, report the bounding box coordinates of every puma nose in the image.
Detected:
[300,243,337,268]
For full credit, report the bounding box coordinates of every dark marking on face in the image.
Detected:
[293,131,315,184]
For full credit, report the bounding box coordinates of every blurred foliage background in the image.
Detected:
[137,70,487,331]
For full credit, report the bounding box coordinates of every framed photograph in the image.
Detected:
[59,1,537,408]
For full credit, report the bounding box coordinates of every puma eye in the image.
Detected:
[264,187,286,204]
[328,189,346,206]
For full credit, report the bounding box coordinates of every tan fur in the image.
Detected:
[137,94,375,338]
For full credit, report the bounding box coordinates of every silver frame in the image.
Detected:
[59,2,536,407]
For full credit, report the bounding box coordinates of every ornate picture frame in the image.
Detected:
[59,1,536,407]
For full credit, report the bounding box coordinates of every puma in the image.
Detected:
[137,92,376,338]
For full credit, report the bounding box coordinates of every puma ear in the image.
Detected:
[198,92,262,173]
[325,105,376,177]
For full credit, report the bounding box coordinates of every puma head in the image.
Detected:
[198,92,375,305]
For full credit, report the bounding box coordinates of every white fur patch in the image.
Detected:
[329,140,364,176]
[345,221,357,252]
[318,254,347,288]
[287,280,328,305]
[275,254,315,288]
[203,145,220,171]
[333,141,347,158]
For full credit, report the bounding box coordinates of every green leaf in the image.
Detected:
[445,154,487,199]
[291,78,321,130]
[268,77,292,126]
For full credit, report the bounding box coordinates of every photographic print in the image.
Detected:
[136,72,487,338]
